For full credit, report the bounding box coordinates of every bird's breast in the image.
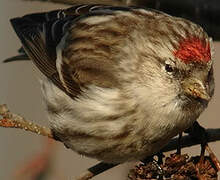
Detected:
[42,80,198,163]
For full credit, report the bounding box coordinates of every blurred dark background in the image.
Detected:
[132,0,220,41]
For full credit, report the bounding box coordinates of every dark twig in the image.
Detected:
[162,129,220,152]
[75,162,117,180]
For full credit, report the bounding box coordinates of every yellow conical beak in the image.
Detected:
[181,78,210,101]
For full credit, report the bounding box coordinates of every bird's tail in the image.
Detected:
[3,47,30,63]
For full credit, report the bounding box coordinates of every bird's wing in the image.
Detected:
[10,4,135,98]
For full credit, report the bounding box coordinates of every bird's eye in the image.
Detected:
[164,60,176,74]
[165,64,174,73]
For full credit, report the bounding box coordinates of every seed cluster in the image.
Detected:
[128,153,218,180]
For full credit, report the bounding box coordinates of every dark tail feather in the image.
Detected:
[3,54,30,63]
[3,47,30,63]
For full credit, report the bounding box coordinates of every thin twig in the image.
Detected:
[162,129,220,152]
[205,144,220,171]
[75,162,117,180]
[75,170,94,180]
[0,104,53,138]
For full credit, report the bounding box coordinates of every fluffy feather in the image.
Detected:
[10,4,214,163]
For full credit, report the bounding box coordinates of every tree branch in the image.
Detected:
[1,104,220,179]
[162,129,220,152]
[0,104,53,138]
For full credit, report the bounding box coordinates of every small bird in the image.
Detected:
[10,4,214,163]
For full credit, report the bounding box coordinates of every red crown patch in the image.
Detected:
[174,37,211,63]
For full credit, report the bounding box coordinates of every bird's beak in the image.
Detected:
[181,78,210,101]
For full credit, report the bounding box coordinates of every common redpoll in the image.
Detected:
[10,4,214,163]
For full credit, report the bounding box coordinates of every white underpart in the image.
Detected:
[42,81,131,138]
[41,72,200,162]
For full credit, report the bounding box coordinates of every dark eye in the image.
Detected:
[165,64,174,73]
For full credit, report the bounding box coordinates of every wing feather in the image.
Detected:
[10,4,131,98]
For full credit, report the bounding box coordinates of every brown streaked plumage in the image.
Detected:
[10,4,214,163]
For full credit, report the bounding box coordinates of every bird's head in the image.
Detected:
[122,11,214,117]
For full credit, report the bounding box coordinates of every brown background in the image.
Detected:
[0,1,219,179]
